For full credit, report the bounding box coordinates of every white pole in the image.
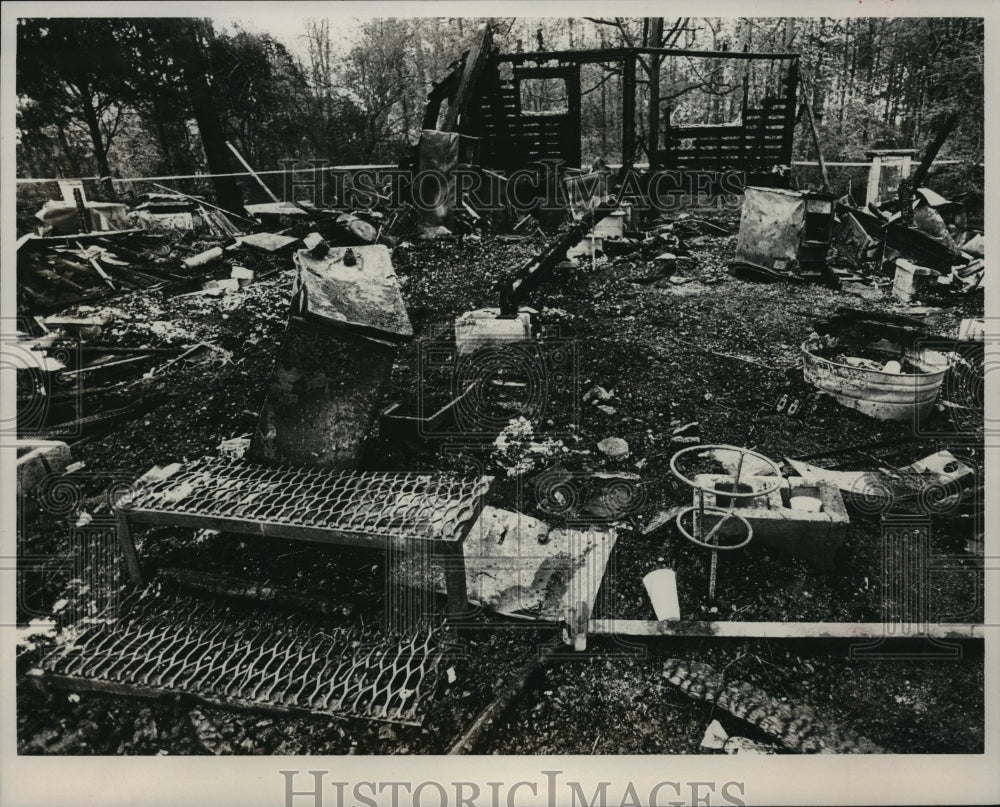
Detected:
[865,154,883,207]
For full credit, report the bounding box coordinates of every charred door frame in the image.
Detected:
[511,64,582,169]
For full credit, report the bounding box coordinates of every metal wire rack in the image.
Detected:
[36,584,448,725]
[117,457,493,545]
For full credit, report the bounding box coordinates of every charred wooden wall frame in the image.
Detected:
[659,58,798,172]
[426,42,800,175]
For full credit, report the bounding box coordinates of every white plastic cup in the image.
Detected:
[643,568,681,621]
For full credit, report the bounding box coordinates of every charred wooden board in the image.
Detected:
[499,203,618,314]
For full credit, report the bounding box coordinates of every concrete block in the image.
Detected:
[454,308,531,356]
[16,440,72,499]
[302,232,327,252]
[694,474,849,570]
[892,259,936,303]
[592,210,626,238]
[566,234,603,259]
[230,266,255,287]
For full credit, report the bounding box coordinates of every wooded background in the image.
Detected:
[15,16,984,199]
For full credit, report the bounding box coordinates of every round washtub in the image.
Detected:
[801,339,949,422]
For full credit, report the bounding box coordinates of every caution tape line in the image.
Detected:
[16,165,398,185]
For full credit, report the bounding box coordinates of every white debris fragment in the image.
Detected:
[584,385,614,403]
[597,437,629,459]
[701,720,729,750]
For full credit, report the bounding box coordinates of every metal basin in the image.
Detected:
[801,338,948,422]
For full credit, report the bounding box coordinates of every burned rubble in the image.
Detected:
[11,17,986,763]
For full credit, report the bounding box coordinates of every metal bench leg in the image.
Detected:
[115,511,144,585]
[441,542,470,616]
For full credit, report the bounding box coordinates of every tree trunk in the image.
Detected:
[646,18,663,167]
[622,54,637,168]
[55,121,83,177]
[838,19,850,127]
[813,19,827,120]
[149,96,175,174]
[599,27,609,157]
[398,63,412,144]
[77,84,116,200]
[179,20,245,214]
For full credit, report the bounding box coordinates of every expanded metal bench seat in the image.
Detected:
[33,586,448,725]
[113,456,493,614]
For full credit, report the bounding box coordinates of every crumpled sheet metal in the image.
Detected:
[416,129,459,227]
[395,506,617,621]
[35,200,130,236]
[293,245,413,341]
[735,186,807,271]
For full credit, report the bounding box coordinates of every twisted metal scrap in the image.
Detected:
[662,658,885,754]
[41,586,446,725]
